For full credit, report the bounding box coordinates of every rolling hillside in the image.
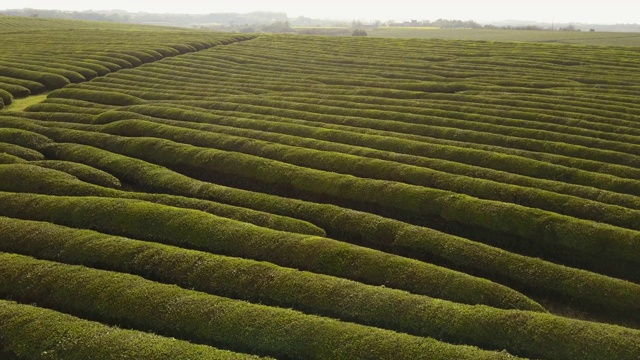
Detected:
[1,16,640,359]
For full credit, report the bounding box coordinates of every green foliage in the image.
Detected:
[0,66,70,89]
[0,163,325,236]
[0,82,30,98]
[0,75,46,93]
[0,127,52,150]
[2,217,639,360]
[0,300,266,360]
[170,43,198,54]
[101,119,640,232]
[352,29,368,36]
[49,124,640,281]
[47,87,145,106]
[0,152,25,164]
[0,190,540,311]
[30,160,122,188]
[1,22,640,358]
[0,142,44,161]
[1,119,636,324]
[0,253,522,360]
[0,88,12,105]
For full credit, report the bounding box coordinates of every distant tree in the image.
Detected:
[559,24,577,31]
[590,28,595,32]
[352,29,368,36]
[260,21,294,33]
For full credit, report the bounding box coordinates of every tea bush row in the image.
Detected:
[1,115,637,323]
[0,163,323,236]
[0,253,521,360]
[0,189,538,310]
[1,217,639,360]
[103,106,640,210]
[102,118,640,231]
[148,99,640,184]
[0,300,264,360]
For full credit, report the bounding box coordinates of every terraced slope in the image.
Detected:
[1,17,640,360]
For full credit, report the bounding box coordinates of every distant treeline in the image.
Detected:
[0,9,289,28]
[2,9,639,33]
[387,19,581,31]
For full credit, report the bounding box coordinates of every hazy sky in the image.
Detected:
[7,1,639,24]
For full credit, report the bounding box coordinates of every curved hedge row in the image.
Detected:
[47,87,145,106]
[0,142,44,161]
[101,118,640,231]
[0,82,30,98]
[0,163,325,236]
[0,191,541,311]
[0,253,522,360]
[41,125,640,281]
[0,88,12,106]
[0,300,265,360]
[274,93,640,148]
[30,160,122,188]
[0,153,25,164]
[3,217,640,360]
[2,117,638,325]
[0,66,70,89]
[0,75,46,93]
[5,110,97,124]
[25,102,109,115]
[0,127,52,150]
[100,107,640,210]
[137,100,640,184]
[197,96,640,171]
[0,57,99,80]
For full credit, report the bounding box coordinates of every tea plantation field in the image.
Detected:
[1,16,640,360]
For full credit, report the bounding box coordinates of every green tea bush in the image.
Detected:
[30,160,121,188]
[115,106,640,210]
[0,191,540,311]
[0,253,522,360]
[119,49,157,63]
[0,88,12,105]
[25,102,107,115]
[1,217,638,360]
[11,111,97,124]
[0,127,52,150]
[0,82,30,98]
[0,66,70,89]
[84,55,129,70]
[0,75,46,93]
[0,142,44,161]
[103,51,143,66]
[213,96,640,168]
[0,300,267,360]
[102,119,640,231]
[154,46,182,57]
[0,153,25,164]
[25,135,640,323]
[0,163,325,236]
[2,57,99,80]
[53,129,640,279]
[2,116,638,324]
[0,61,85,83]
[40,98,118,110]
[55,58,112,76]
[170,43,198,54]
[47,88,145,106]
